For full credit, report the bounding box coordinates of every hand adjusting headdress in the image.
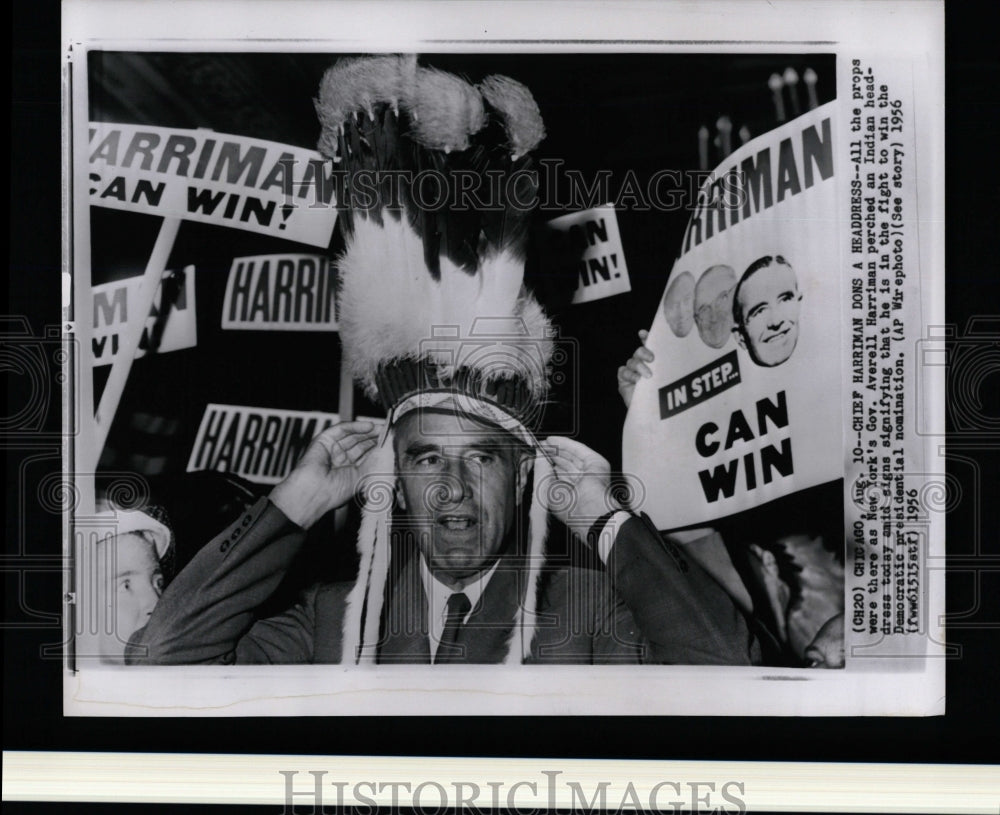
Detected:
[316,55,555,664]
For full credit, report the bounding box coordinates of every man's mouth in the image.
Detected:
[763,327,790,343]
[437,515,477,530]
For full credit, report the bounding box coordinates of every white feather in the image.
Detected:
[502,447,549,664]
[338,216,552,401]
[340,434,395,665]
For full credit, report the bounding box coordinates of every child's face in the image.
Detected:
[97,532,164,660]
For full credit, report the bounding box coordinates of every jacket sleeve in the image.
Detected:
[608,513,761,665]
[126,497,316,665]
[591,587,645,665]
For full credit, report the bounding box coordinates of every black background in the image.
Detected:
[7,0,1000,772]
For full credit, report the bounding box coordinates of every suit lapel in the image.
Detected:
[457,556,521,663]
[376,539,523,664]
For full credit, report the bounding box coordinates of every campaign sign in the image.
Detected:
[222,254,337,331]
[90,266,197,366]
[545,204,631,304]
[187,404,378,485]
[624,103,841,529]
[88,123,338,248]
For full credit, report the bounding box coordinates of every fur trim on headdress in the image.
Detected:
[316,55,491,158]
[478,75,546,160]
[316,55,417,160]
[408,65,486,152]
[316,57,547,158]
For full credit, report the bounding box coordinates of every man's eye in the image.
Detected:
[469,452,495,465]
[119,579,131,592]
[416,454,441,467]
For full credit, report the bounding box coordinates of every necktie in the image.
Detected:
[434,592,471,664]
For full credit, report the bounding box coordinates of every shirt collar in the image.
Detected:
[419,555,501,658]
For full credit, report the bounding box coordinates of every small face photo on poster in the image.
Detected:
[732,254,803,367]
[661,270,696,337]
[694,264,736,349]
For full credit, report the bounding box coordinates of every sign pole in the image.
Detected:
[90,216,181,469]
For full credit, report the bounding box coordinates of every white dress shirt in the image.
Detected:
[419,556,500,660]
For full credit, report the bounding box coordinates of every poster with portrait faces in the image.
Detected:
[624,103,841,530]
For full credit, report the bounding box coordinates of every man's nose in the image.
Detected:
[438,457,472,503]
[138,582,161,617]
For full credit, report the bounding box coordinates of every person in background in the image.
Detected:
[85,505,172,663]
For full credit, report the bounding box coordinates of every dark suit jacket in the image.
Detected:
[128,498,758,665]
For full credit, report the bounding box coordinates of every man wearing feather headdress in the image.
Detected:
[128,57,758,666]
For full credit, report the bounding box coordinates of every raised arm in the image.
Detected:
[542,435,759,665]
[126,421,380,665]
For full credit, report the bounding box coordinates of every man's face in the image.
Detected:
[96,532,164,660]
[394,411,531,588]
[736,262,802,366]
[662,271,695,337]
[694,265,736,348]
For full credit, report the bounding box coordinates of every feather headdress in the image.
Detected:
[316,56,553,665]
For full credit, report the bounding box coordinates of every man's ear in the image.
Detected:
[394,476,407,511]
[733,326,747,350]
[515,452,535,507]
